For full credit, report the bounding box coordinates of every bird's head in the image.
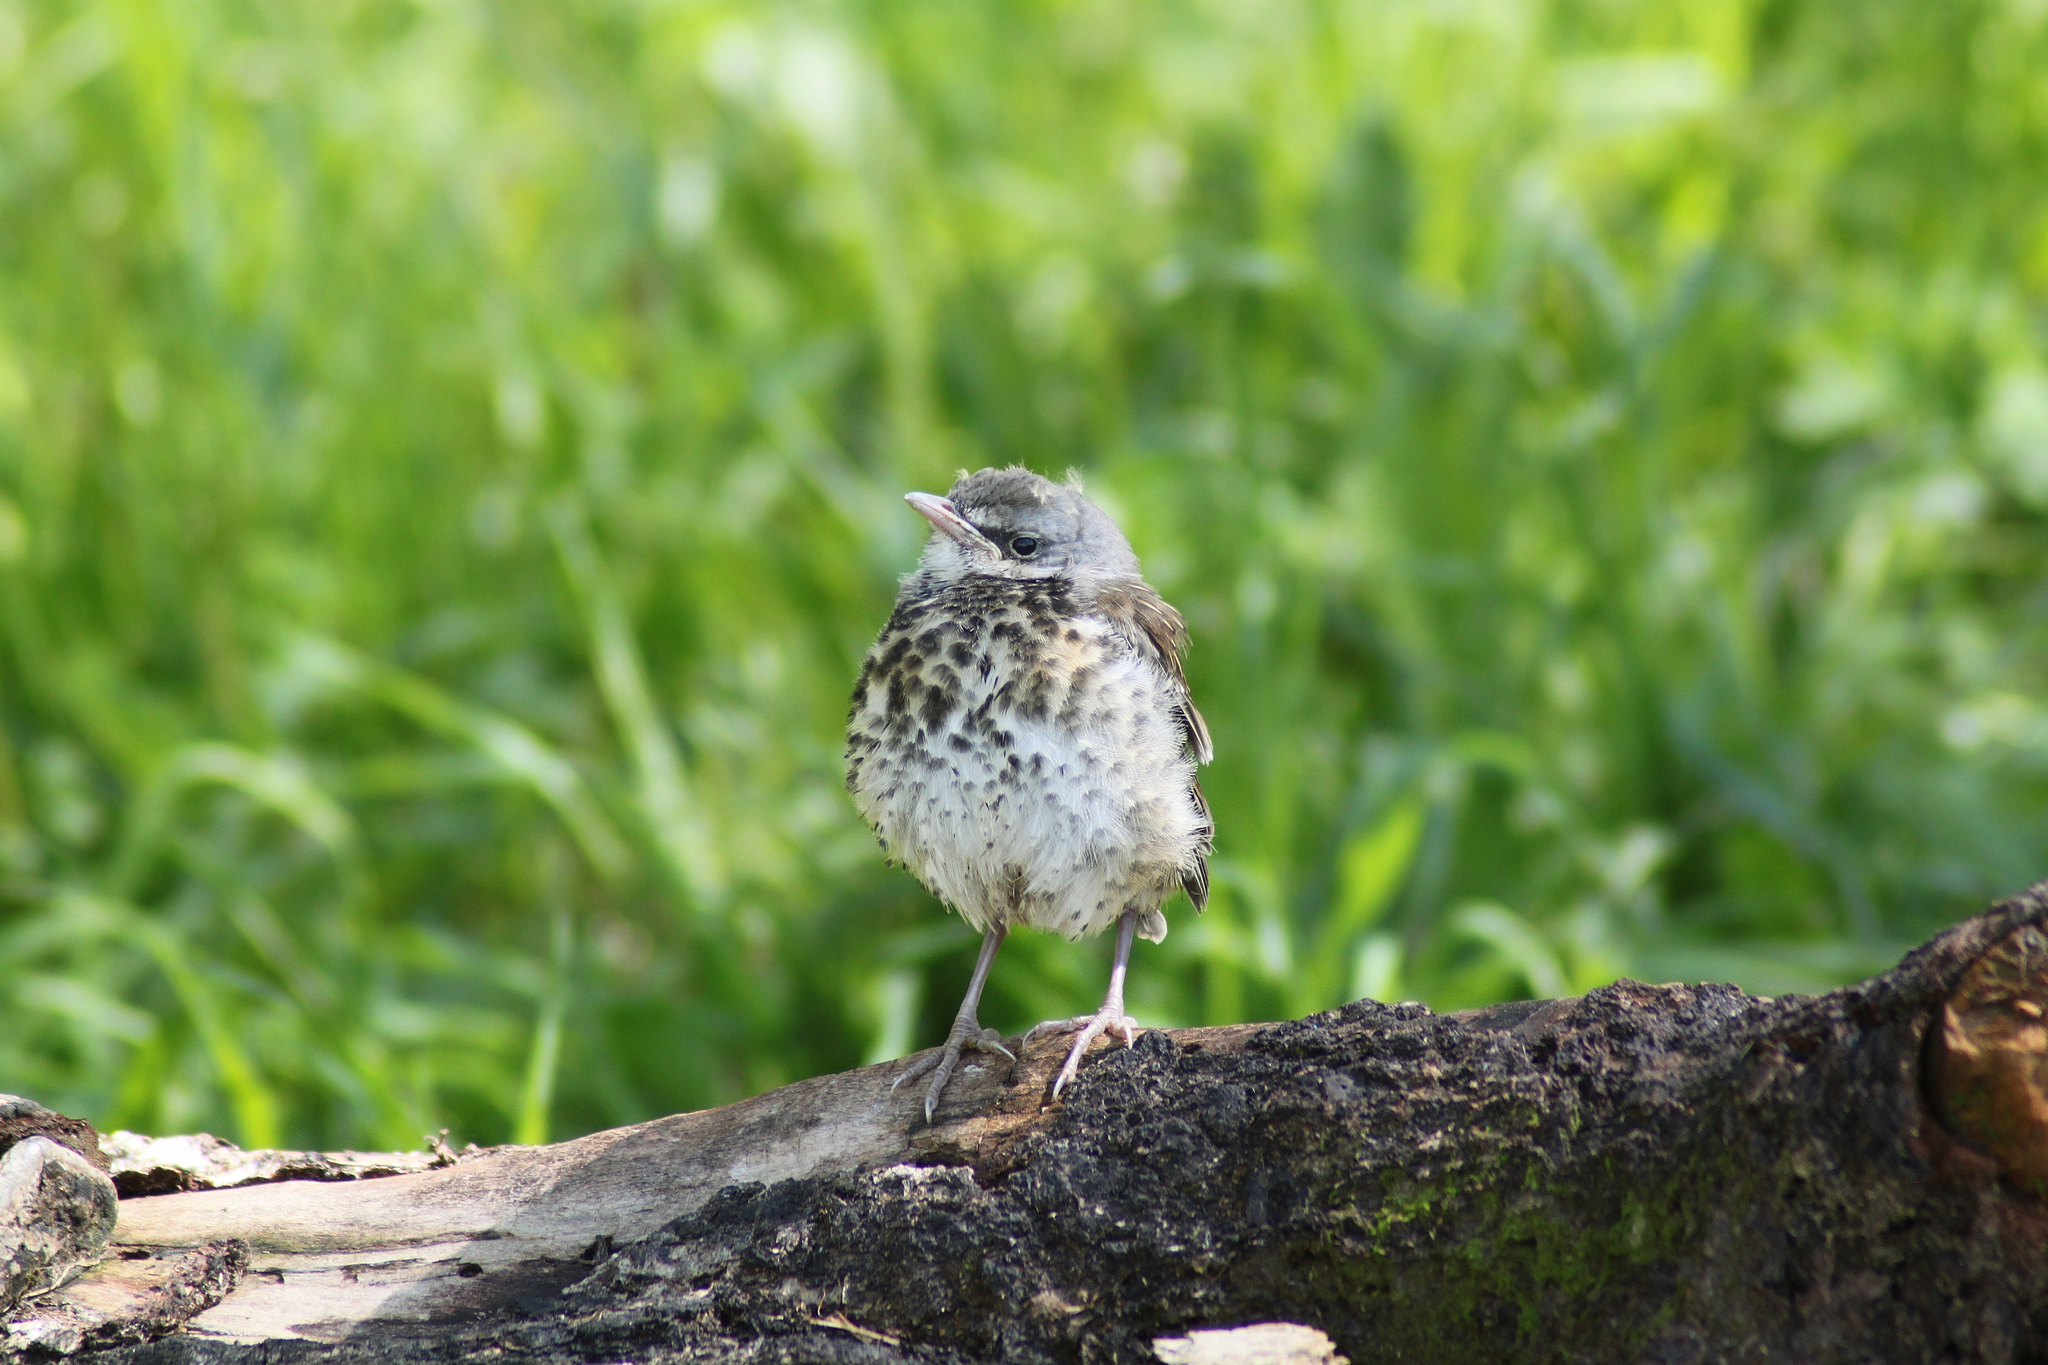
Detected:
[905,467,1139,585]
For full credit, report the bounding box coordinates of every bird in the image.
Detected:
[845,465,1214,1121]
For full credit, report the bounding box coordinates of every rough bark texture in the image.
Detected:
[97,1132,474,1199]
[15,885,2048,1363]
[0,1134,118,1319]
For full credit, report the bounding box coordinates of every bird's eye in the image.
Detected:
[1010,535,1040,558]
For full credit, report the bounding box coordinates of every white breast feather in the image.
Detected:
[851,614,1204,943]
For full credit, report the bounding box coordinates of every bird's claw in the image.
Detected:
[1030,1009,1142,1099]
[1027,1013,1140,1047]
[890,1020,1014,1122]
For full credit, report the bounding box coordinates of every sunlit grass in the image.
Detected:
[1,0,2045,1149]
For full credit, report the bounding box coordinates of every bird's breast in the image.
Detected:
[845,581,1200,942]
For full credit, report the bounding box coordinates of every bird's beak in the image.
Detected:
[905,492,998,553]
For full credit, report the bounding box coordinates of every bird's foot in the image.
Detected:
[891,1015,1015,1124]
[1027,1008,1141,1100]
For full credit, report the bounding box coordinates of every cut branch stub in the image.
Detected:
[1928,921,2048,1195]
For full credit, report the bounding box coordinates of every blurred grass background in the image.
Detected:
[2,0,2047,1151]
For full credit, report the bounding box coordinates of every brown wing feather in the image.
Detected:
[1181,777,1212,910]
[1095,581,1213,762]
[1094,579,1214,911]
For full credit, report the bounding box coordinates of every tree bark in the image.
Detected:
[11,884,2048,1363]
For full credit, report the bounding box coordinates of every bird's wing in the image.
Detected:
[1094,579,1214,912]
[1180,781,1212,911]
[1094,580,1213,764]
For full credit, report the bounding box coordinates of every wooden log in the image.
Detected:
[8,1010,1133,1351]
[11,883,2048,1362]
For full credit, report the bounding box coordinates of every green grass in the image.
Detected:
[2,0,2046,1150]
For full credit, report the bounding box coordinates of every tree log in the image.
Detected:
[12,884,2048,1363]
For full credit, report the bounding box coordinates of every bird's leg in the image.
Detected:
[891,924,1015,1123]
[1027,909,1142,1100]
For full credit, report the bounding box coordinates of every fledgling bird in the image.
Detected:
[846,466,1214,1121]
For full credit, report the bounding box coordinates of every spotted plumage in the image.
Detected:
[846,466,1213,1119]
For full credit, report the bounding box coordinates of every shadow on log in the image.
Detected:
[11,884,2048,1363]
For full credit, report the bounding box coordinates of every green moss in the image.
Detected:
[1327,1134,1746,1359]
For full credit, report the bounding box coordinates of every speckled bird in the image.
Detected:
[846,466,1214,1120]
